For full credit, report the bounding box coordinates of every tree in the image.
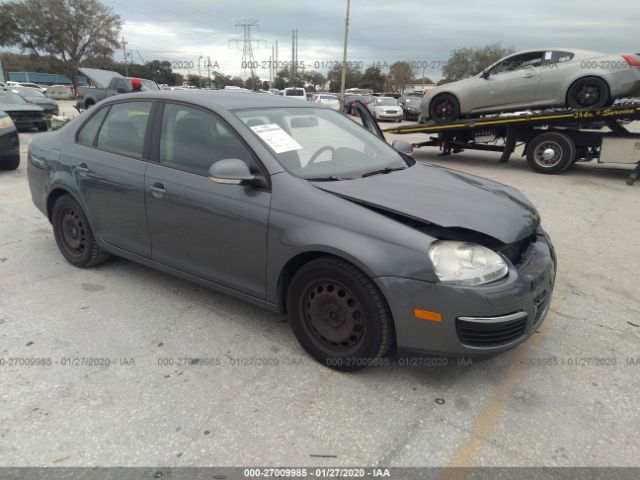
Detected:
[326,63,362,92]
[302,70,326,91]
[273,67,290,90]
[388,61,413,93]
[442,42,515,82]
[0,0,122,92]
[361,66,386,93]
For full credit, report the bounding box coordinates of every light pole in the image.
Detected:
[198,56,203,88]
[207,56,211,89]
[339,0,351,112]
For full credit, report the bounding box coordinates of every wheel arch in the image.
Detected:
[276,250,382,315]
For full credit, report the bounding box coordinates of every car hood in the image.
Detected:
[0,103,44,113]
[79,67,123,88]
[24,97,55,105]
[313,163,540,244]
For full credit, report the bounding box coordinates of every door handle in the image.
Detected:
[148,183,167,198]
[75,163,89,175]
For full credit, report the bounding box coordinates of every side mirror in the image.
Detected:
[208,159,257,185]
[481,70,490,79]
[391,139,413,155]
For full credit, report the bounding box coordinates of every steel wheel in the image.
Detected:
[526,132,575,174]
[59,207,87,260]
[533,141,563,168]
[52,194,110,267]
[287,257,394,370]
[303,280,366,355]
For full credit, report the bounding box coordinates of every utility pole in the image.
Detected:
[207,56,211,88]
[122,36,128,76]
[198,55,203,88]
[291,30,295,86]
[339,0,351,111]
[229,21,265,90]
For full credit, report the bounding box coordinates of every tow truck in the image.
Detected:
[350,100,640,185]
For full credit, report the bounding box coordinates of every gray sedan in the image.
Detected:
[27,91,556,369]
[421,49,640,123]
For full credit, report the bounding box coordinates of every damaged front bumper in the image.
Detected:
[377,229,557,357]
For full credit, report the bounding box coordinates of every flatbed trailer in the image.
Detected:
[381,103,640,185]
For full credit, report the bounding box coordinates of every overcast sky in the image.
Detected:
[99,0,639,79]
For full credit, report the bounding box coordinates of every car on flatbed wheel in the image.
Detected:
[0,111,20,170]
[27,91,556,370]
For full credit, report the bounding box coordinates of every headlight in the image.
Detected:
[428,241,508,286]
[0,115,15,129]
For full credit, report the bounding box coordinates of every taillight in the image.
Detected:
[622,54,640,67]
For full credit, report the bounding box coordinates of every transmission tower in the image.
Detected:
[229,20,266,90]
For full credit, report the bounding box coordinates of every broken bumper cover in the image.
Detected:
[377,231,556,356]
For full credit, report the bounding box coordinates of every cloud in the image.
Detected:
[104,0,640,79]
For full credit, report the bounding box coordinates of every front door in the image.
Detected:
[144,102,271,298]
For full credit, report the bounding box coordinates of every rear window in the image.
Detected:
[285,89,304,96]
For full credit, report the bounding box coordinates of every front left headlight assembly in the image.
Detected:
[428,241,508,286]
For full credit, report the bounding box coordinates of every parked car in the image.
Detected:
[283,87,307,100]
[397,95,422,120]
[76,68,160,109]
[0,90,46,131]
[9,86,59,115]
[305,92,314,101]
[0,111,20,170]
[343,93,361,113]
[16,82,47,93]
[367,96,403,122]
[27,91,556,369]
[421,49,640,123]
[314,93,340,110]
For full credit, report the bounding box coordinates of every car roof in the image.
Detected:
[99,90,320,110]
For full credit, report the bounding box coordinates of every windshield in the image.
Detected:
[235,107,407,180]
[375,97,397,106]
[403,97,420,106]
[285,89,304,96]
[12,87,46,98]
[0,91,28,104]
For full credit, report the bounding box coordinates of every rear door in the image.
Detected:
[144,102,271,298]
[70,100,153,257]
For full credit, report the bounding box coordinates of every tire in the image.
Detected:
[287,257,394,371]
[526,132,576,174]
[52,194,110,268]
[0,155,20,170]
[429,93,460,123]
[567,77,610,109]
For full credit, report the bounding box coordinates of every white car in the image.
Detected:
[283,87,307,100]
[314,94,340,110]
[368,96,403,122]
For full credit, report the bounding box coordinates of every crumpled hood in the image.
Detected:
[314,163,540,244]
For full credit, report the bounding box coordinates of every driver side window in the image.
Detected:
[490,52,544,76]
[159,103,254,176]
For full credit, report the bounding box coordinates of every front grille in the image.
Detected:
[456,315,527,347]
[10,112,40,123]
[386,110,398,114]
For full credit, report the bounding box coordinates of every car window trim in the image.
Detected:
[150,100,272,190]
[75,99,155,161]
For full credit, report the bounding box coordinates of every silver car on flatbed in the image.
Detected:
[421,49,640,123]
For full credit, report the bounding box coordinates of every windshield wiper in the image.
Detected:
[361,166,407,178]
[307,175,351,182]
